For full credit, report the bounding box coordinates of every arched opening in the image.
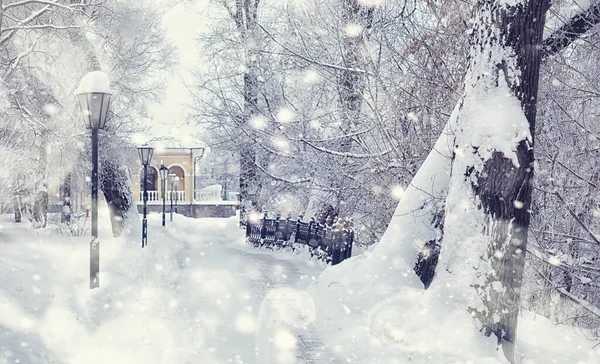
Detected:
[140,166,159,201]
[166,165,185,201]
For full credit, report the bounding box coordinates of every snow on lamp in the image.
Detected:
[159,163,169,181]
[77,71,112,130]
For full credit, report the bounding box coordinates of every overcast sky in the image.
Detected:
[143,1,209,148]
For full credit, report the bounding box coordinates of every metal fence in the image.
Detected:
[245,213,354,265]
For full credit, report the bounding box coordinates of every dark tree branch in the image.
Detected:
[543,4,600,59]
[553,191,600,246]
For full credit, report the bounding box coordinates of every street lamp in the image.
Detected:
[159,163,169,227]
[174,175,180,214]
[190,147,205,201]
[137,145,154,248]
[77,70,112,290]
[169,173,176,221]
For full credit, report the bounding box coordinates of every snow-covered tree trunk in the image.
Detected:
[12,195,21,223]
[101,161,134,237]
[61,173,72,223]
[32,133,49,229]
[435,1,549,361]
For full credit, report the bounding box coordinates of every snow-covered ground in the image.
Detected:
[0,212,327,364]
[1,212,599,364]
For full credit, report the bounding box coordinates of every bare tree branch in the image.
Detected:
[2,0,85,12]
[543,4,600,59]
[553,191,600,245]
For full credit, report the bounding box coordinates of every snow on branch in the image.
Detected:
[558,288,600,318]
[543,3,600,59]
[0,0,87,46]
[254,163,312,185]
[2,0,85,12]
[3,24,82,32]
[300,137,391,158]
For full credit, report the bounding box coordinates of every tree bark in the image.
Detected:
[12,195,21,223]
[100,160,134,237]
[234,0,262,213]
[32,187,48,228]
[338,0,373,138]
[435,1,549,362]
[317,0,374,215]
[413,0,600,289]
[61,173,72,223]
[32,133,49,229]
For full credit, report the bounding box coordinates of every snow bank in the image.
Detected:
[309,255,599,363]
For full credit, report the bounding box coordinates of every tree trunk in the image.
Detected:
[364,104,459,285]
[13,195,22,223]
[32,187,48,228]
[324,0,374,214]
[235,0,262,214]
[339,0,372,132]
[435,1,549,362]
[32,134,49,229]
[101,161,134,237]
[61,173,72,223]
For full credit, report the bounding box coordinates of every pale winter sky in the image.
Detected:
[144,1,210,148]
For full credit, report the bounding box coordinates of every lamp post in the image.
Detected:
[159,163,169,227]
[190,147,205,217]
[169,173,176,221]
[174,175,180,214]
[137,145,154,248]
[76,71,112,289]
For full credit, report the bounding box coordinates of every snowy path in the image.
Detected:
[0,214,340,364]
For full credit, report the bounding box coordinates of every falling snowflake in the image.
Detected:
[391,185,405,199]
[344,23,363,37]
[303,69,321,84]
[234,313,257,334]
[43,104,59,115]
[548,256,561,266]
[358,0,384,6]
[407,112,418,122]
[274,329,297,349]
[276,108,294,123]
[272,138,290,152]
[250,115,267,129]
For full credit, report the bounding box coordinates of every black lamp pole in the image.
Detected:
[76,71,112,290]
[91,126,99,280]
[160,163,168,227]
[142,163,148,247]
[138,145,154,248]
[169,173,175,222]
[174,176,179,214]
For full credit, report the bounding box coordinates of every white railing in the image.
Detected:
[166,191,185,201]
[194,189,221,201]
[139,191,159,201]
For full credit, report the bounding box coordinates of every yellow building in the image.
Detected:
[133,147,197,203]
[132,147,237,218]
